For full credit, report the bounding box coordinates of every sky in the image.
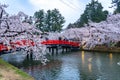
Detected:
[0,0,114,28]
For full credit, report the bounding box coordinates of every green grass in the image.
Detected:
[0,74,2,77]
[0,58,34,80]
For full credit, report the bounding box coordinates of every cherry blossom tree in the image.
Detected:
[0,3,48,64]
[61,14,120,49]
[37,13,120,50]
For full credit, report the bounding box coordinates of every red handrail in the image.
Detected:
[0,39,80,52]
[0,44,8,51]
[41,40,80,47]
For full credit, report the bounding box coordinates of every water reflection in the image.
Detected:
[19,51,120,80]
[109,53,113,65]
[88,63,92,73]
[56,56,80,80]
[81,51,85,65]
[22,60,62,80]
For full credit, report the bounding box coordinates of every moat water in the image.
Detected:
[5,51,120,80]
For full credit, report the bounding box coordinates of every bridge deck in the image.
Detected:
[0,39,80,54]
[41,40,80,47]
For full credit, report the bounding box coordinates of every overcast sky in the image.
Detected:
[0,0,114,28]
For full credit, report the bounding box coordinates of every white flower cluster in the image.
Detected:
[61,14,120,49]
[0,3,48,63]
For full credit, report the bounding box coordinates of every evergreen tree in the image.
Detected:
[76,0,108,27]
[67,23,75,29]
[45,10,52,32]
[34,9,65,32]
[34,10,45,32]
[51,9,65,32]
[112,0,120,14]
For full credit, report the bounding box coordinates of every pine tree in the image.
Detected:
[112,0,120,14]
[51,9,65,32]
[34,10,45,32]
[76,0,108,27]
[34,9,65,32]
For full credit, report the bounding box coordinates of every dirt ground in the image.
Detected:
[0,58,34,80]
[0,68,22,80]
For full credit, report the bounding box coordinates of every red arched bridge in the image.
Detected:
[0,39,80,55]
[41,40,80,48]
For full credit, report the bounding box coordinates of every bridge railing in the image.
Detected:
[0,39,80,53]
[0,44,8,51]
[41,40,80,47]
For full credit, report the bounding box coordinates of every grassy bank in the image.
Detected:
[81,46,120,53]
[0,58,34,80]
